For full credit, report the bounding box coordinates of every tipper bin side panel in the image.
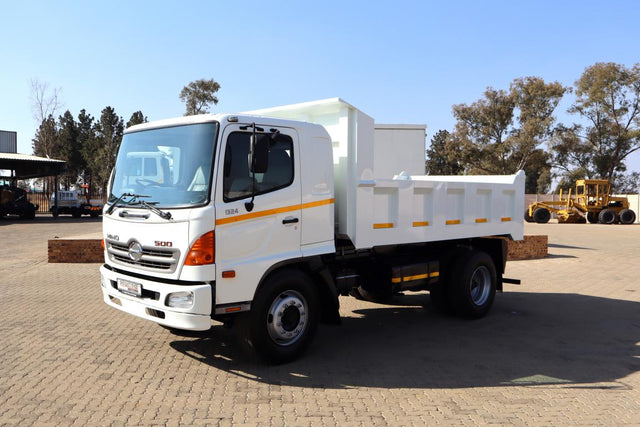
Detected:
[352,171,525,249]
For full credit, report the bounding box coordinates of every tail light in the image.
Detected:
[185,231,215,266]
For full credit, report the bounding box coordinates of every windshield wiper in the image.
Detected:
[131,199,172,220]
[105,193,147,215]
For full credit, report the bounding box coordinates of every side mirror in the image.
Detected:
[249,133,269,174]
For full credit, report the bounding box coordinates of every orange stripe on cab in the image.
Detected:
[215,198,334,226]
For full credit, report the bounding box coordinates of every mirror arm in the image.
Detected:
[245,123,257,212]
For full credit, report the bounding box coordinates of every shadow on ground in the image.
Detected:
[170,292,640,389]
[547,243,594,250]
[0,215,102,225]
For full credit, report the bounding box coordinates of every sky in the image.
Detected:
[1,0,640,172]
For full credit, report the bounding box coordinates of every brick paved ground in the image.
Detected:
[1,216,639,425]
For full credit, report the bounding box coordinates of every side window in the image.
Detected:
[223,131,294,202]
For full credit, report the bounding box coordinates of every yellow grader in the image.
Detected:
[525,179,636,224]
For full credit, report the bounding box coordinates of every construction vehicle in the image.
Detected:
[0,185,37,219]
[525,179,636,225]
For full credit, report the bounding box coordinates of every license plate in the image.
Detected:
[117,278,142,297]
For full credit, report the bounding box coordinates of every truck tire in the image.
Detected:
[242,269,318,364]
[598,208,616,224]
[533,207,551,224]
[618,209,636,225]
[449,250,497,319]
[72,209,82,218]
[51,208,59,218]
[586,212,599,224]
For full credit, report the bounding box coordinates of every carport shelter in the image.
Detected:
[0,152,66,180]
[0,152,66,211]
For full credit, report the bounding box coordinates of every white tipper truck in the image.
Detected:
[100,98,524,363]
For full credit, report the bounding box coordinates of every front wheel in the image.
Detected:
[450,251,497,318]
[524,209,534,223]
[533,207,551,224]
[242,269,318,364]
[586,212,599,224]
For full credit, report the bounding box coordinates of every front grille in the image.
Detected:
[107,240,180,273]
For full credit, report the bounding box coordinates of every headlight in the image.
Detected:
[166,291,194,308]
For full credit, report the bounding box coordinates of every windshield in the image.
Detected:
[109,122,218,208]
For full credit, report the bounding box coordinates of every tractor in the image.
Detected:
[0,185,38,219]
[525,179,636,225]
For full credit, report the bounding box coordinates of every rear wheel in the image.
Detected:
[449,251,497,318]
[533,207,551,224]
[598,208,616,224]
[51,208,59,218]
[619,209,636,225]
[241,269,318,364]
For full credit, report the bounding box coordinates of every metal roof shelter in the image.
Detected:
[0,152,66,179]
[1,152,67,214]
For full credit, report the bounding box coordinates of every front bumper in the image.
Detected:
[100,265,213,331]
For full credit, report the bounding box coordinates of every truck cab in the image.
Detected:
[101,115,334,331]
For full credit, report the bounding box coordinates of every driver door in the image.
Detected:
[214,124,301,305]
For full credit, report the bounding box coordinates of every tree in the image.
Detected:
[614,171,640,193]
[30,80,62,157]
[78,109,97,190]
[180,78,221,115]
[29,79,63,194]
[32,115,59,158]
[127,111,148,128]
[523,149,552,194]
[89,107,124,193]
[550,62,640,189]
[30,79,61,125]
[450,77,566,176]
[425,130,462,175]
[57,110,82,189]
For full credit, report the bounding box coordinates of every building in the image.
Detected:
[0,130,18,153]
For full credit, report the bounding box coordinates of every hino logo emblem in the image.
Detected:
[128,241,143,261]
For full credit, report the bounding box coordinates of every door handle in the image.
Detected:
[282,217,299,225]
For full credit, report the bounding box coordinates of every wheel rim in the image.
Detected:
[469,266,491,306]
[266,290,308,346]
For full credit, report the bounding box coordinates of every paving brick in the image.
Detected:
[0,218,639,425]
